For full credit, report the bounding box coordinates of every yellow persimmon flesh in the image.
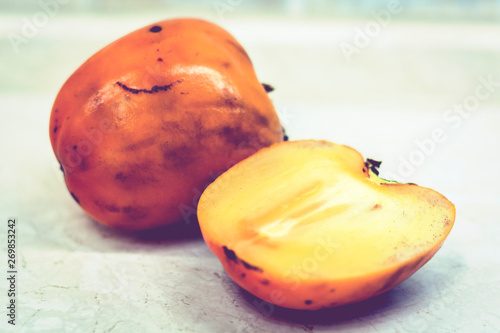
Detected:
[198,140,455,310]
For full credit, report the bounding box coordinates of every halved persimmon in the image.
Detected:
[197,140,455,310]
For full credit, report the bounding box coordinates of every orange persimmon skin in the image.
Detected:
[49,18,283,230]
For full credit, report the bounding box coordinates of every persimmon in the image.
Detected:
[49,18,283,230]
[197,140,455,310]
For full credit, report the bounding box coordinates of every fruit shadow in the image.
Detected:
[235,277,426,327]
[81,216,204,251]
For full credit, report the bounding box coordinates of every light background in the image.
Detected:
[1,1,499,332]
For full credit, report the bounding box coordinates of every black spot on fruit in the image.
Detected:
[253,112,269,128]
[305,300,313,305]
[106,205,120,213]
[219,125,251,148]
[223,246,238,262]
[262,83,274,93]
[70,192,80,204]
[157,58,163,62]
[282,126,289,141]
[150,25,162,33]
[241,260,263,272]
[161,143,194,169]
[116,81,179,95]
[222,246,263,272]
[241,273,246,278]
[79,157,87,171]
[53,126,58,133]
[58,161,65,175]
[124,136,157,151]
[115,173,127,181]
[260,279,270,286]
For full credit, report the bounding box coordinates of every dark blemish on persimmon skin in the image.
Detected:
[282,126,289,141]
[225,39,252,63]
[241,260,263,272]
[53,126,58,133]
[124,136,157,151]
[70,192,80,204]
[380,183,401,186]
[262,83,274,93]
[161,143,195,169]
[105,205,120,213]
[124,207,148,220]
[260,279,270,286]
[115,172,127,181]
[220,87,242,109]
[223,246,238,262]
[94,200,119,213]
[58,161,65,175]
[407,182,418,186]
[149,25,162,33]
[94,200,140,215]
[330,288,335,293]
[222,62,231,68]
[115,80,182,94]
[79,157,87,171]
[222,246,263,272]
[241,273,246,278]
[371,204,382,210]
[219,126,255,148]
[249,110,270,128]
[305,300,313,305]
[224,97,240,109]
[157,58,163,62]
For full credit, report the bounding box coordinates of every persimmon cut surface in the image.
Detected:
[198,140,455,310]
[49,18,283,230]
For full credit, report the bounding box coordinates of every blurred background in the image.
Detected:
[1,1,499,332]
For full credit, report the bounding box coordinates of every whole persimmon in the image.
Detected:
[49,18,283,230]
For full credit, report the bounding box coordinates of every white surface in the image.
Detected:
[1,12,500,333]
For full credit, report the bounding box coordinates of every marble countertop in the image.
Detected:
[1,10,500,333]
